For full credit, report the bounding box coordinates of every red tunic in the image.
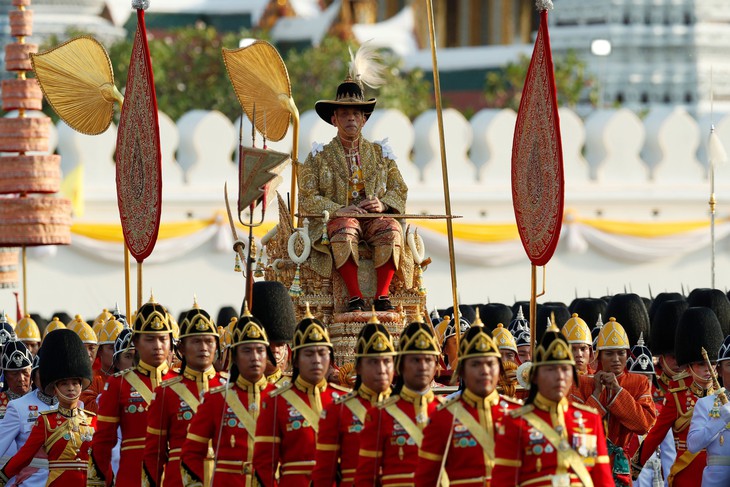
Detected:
[312,384,390,487]
[0,407,95,486]
[253,376,349,487]
[88,360,173,487]
[492,394,613,487]
[573,370,657,482]
[142,366,226,487]
[355,386,440,487]
[180,375,274,487]
[80,369,114,414]
[415,388,521,487]
[638,380,711,487]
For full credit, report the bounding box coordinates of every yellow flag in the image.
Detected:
[60,163,84,218]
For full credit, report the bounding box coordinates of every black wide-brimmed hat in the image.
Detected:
[315,77,376,125]
[39,329,92,395]
[675,307,724,366]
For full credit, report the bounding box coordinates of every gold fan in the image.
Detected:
[222,40,298,142]
[222,40,300,224]
[30,36,123,135]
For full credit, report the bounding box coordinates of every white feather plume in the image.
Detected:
[348,41,386,90]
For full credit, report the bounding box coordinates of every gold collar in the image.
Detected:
[183,366,217,393]
[462,388,499,410]
[294,376,327,394]
[136,360,170,388]
[689,380,713,398]
[236,375,268,392]
[267,368,282,384]
[533,393,569,417]
[57,405,79,418]
[358,384,390,405]
[399,385,435,407]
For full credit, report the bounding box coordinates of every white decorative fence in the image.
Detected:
[9,105,730,317]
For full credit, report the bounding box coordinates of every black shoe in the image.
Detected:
[374,296,395,312]
[347,297,366,312]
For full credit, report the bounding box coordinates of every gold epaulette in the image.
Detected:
[208,383,233,395]
[113,368,131,378]
[329,383,351,393]
[571,402,598,415]
[334,391,357,405]
[436,391,462,411]
[509,404,535,418]
[500,395,523,406]
[39,409,55,417]
[160,375,184,388]
[669,385,688,394]
[269,382,293,398]
[377,395,400,409]
[219,371,230,380]
[81,409,97,417]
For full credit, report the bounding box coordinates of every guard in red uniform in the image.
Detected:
[634,307,724,486]
[0,329,95,486]
[143,299,226,487]
[88,296,176,487]
[355,317,441,487]
[253,303,349,487]
[572,317,657,486]
[416,315,521,486]
[181,304,276,486]
[493,320,613,487]
[313,313,396,487]
[0,338,32,420]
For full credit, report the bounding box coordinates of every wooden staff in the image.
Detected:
[702,346,727,405]
[425,0,461,345]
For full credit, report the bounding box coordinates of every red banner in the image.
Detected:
[511,9,564,267]
[116,9,162,263]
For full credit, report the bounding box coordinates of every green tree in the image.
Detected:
[484,50,597,111]
[285,36,433,119]
[108,25,248,121]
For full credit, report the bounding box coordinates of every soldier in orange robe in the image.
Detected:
[416,316,521,486]
[313,314,396,487]
[253,304,349,487]
[180,305,276,486]
[561,313,594,376]
[634,307,725,487]
[87,297,176,487]
[142,300,227,487]
[492,321,613,487]
[572,316,657,486]
[0,329,95,486]
[355,318,441,487]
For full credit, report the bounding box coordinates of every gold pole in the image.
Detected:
[426,0,461,345]
[22,246,27,313]
[124,243,131,317]
[286,96,300,227]
[530,264,536,359]
[137,261,143,310]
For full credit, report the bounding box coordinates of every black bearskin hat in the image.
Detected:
[477,303,512,333]
[687,288,730,336]
[605,293,650,348]
[444,305,476,325]
[536,304,570,342]
[570,298,607,331]
[216,306,238,330]
[39,329,92,395]
[675,307,724,366]
[649,299,688,356]
[648,292,685,323]
[249,281,296,343]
